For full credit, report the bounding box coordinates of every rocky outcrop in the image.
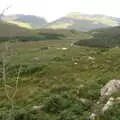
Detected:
[89,79,120,120]
[101,80,120,97]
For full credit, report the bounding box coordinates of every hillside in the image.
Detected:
[75,26,120,48]
[2,14,47,29]
[0,22,90,42]
[45,12,120,31]
[0,21,36,37]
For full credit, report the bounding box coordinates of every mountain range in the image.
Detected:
[1,12,120,31]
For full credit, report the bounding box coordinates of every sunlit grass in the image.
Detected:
[6,20,32,29]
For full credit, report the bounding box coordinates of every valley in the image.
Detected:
[0,12,120,120]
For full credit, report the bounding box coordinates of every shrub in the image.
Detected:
[44,95,71,114]
[59,103,89,120]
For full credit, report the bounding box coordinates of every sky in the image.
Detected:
[0,0,120,22]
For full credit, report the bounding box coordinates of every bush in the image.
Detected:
[59,103,89,120]
[44,95,71,114]
[15,111,32,120]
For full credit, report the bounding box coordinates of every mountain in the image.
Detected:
[2,13,120,31]
[2,14,47,29]
[45,12,120,31]
[75,26,120,47]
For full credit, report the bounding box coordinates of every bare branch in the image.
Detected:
[0,5,11,20]
[12,65,22,99]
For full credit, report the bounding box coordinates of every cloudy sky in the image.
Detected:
[0,0,120,22]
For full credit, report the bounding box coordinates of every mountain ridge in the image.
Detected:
[45,12,120,31]
[1,12,120,31]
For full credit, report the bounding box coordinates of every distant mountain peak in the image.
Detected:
[45,12,120,31]
[66,12,81,16]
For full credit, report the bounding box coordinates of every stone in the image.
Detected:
[89,79,120,120]
[102,97,114,113]
[32,105,44,110]
[88,56,95,60]
[101,80,120,97]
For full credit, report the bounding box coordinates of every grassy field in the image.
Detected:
[0,22,120,120]
[0,35,120,120]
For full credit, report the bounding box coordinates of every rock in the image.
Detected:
[62,48,68,50]
[89,113,97,120]
[101,80,120,97]
[88,56,95,60]
[74,62,78,65]
[56,47,68,50]
[102,97,120,113]
[89,79,120,120]
[102,97,114,113]
[32,105,44,110]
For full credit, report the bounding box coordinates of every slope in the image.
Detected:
[75,26,120,48]
[0,21,90,42]
[0,21,36,37]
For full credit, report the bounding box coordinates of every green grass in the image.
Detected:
[6,20,32,29]
[0,37,120,119]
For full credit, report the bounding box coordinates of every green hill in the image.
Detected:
[45,12,120,31]
[75,26,120,48]
[0,21,36,37]
[2,14,47,29]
